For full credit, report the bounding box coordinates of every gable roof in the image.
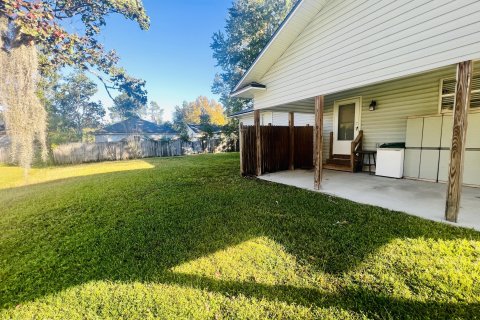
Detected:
[95,117,178,135]
[232,0,329,95]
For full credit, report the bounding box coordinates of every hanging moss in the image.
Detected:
[0,16,47,174]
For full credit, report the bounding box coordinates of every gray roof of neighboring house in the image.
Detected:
[187,123,224,134]
[95,117,178,135]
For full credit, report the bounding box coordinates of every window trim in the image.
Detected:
[438,73,480,114]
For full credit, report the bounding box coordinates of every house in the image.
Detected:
[186,123,224,141]
[232,0,480,226]
[230,109,315,126]
[94,117,179,143]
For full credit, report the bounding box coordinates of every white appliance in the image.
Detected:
[376,148,405,178]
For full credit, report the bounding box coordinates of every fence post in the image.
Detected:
[254,110,262,176]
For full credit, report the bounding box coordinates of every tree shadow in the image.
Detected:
[1,154,479,318]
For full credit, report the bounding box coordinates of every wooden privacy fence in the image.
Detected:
[240,125,313,175]
[0,147,9,163]
[52,139,220,165]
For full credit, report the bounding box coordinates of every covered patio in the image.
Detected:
[260,170,480,231]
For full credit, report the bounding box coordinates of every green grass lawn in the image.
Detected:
[1,153,479,319]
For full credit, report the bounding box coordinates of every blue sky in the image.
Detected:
[87,0,233,121]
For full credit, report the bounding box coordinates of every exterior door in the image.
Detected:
[333,97,362,155]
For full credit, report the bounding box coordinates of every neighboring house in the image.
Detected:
[186,123,224,141]
[230,109,314,126]
[94,117,179,143]
[231,0,480,224]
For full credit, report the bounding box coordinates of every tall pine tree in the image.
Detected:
[211,0,297,115]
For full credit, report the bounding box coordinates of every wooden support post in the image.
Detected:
[445,60,473,223]
[239,122,244,176]
[254,110,262,176]
[314,96,324,190]
[289,112,295,170]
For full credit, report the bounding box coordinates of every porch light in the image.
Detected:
[369,100,377,111]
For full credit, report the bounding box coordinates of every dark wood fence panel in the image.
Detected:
[240,126,257,175]
[240,125,313,175]
[261,126,290,173]
[295,126,314,169]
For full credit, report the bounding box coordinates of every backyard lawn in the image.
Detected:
[0,153,479,319]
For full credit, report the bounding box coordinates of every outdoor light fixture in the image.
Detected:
[369,100,377,111]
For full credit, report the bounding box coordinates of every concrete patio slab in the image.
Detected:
[260,170,480,231]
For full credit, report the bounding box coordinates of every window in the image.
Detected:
[337,103,356,140]
[440,73,480,112]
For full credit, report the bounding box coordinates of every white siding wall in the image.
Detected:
[239,114,255,126]
[307,62,478,162]
[238,112,315,126]
[254,0,480,109]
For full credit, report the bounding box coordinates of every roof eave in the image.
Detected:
[230,84,267,99]
[232,0,329,93]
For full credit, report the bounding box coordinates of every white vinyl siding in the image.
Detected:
[239,114,255,126]
[262,62,480,163]
[253,0,480,110]
[238,112,314,126]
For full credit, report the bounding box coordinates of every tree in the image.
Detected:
[140,101,164,124]
[111,93,143,120]
[178,96,227,126]
[211,0,297,115]
[50,71,105,142]
[0,1,150,172]
[172,102,189,137]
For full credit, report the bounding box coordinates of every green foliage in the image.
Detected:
[110,93,144,120]
[0,0,150,104]
[0,154,479,319]
[140,101,164,124]
[49,71,105,142]
[211,0,297,115]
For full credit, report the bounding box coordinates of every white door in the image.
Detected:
[333,97,362,155]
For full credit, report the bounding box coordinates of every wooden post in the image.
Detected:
[289,112,295,170]
[445,60,473,222]
[314,96,324,190]
[239,122,244,175]
[254,110,262,176]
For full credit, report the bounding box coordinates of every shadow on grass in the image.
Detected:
[1,154,479,318]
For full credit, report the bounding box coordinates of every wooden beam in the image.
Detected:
[445,60,473,223]
[314,96,324,190]
[239,122,244,176]
[289,112,295,170]
[254,110,262,176]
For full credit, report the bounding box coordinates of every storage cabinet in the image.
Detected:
[405,113,480,187]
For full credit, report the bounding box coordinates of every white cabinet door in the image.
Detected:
[406,118,423,148]
[419,150,440,181]
[467,113,480,149]
[422,116,442,148]
[404,149,421,179]
[438,150,450,183]
[464,151,480,186]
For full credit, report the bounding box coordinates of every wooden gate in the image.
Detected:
[240,125,313,175]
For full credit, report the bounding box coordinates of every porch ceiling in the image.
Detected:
[261,97,315,114]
